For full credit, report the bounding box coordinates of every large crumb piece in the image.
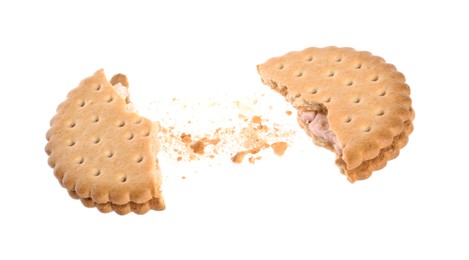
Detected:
[271,142,288,156]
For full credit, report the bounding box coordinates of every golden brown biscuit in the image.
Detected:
[45,69,165,214]
[257,46,414,182]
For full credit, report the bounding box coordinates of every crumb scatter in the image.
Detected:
[143,91,298,180]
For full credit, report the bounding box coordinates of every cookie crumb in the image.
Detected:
[190,140,205,155]
[286,110,292,116]
[271,142,288,156]
[232,151,249,163]
[207,138,221,145]
[248,156,262,164]
[181,133,192,144]
[251,115,262,124]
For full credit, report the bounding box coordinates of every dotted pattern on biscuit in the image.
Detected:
[257,46,414,182]
[45,70,165,214]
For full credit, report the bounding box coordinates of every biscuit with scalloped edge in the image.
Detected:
[45,69,165,214]
[257,46,414,182]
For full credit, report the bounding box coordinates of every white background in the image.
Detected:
[1,0,468,259]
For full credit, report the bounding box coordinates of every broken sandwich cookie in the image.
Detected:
[257,46,414,182]
[45,70,165,214]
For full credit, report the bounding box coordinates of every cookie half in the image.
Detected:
[257,46,414,182]
[45,69,165,214]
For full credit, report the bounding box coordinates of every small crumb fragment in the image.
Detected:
[177,156,182,161]
[271,142,288,156]
[181,133,192,144]
[248,156,262,164]
[232,151,249,163]
[251,115,262,124]
[181,176,186,180]
[207,138,221,145]
[286,110,292,116]
[190,140,205,155]
[232,147,265,164]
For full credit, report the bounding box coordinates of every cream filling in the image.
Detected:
[112,83,135,112]
[299,111,342,155]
